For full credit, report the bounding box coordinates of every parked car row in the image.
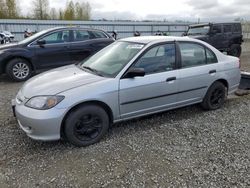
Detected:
[12,36,241,146]
[184,22,243,57]
[0,27,114,81]
[0,31,15,44]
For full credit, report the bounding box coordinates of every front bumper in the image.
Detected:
[12,100,66,141]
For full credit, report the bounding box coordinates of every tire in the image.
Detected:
[228,44,241,57]
[201,82,226,110]
[5,58,32,82]
[64,105,110,147]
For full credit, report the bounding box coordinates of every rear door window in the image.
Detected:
[206,48,218,64]
[179,42,206,68]
[73,30,91,42]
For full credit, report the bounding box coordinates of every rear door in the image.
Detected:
[119,43,179,119]
[68,29,113,63]
[176,42,218,106]
[31,30,71,69]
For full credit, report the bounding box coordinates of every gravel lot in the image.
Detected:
[0,51,250,187]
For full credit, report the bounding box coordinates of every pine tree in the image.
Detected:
[64,1,75,20]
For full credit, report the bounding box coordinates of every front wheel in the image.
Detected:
[5,58,32,82]
[64,105,110,147]
[201,82,226,110]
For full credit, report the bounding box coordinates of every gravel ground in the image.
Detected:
[0,53,250,187]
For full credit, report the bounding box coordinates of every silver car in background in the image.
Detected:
[12,36,241,146]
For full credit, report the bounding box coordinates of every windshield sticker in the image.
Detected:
[126,44,144,49]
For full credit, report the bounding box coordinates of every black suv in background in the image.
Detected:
[185,22,243,57]
[0,27,114,81]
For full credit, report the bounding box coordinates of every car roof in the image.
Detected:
[42,26,107,33]
[120,36,196,44]
[189,22,241,27]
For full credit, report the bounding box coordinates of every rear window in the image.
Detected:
[73,30,91,41]
[232,24,241,33]
[91,31,108,39]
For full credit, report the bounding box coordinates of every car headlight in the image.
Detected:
[25,95,64,110]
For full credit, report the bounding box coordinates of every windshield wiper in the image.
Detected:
[81,66,104,77]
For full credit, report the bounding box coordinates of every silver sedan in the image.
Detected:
[12,36,241,146]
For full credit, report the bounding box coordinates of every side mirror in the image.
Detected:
[37,40,46,46]
[182,32,188,36]
[124,68,145,78]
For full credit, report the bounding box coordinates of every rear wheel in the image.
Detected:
[5,58,32,82]
[64,105,110,147]
[201,82,226,110]
[228,44,241,57]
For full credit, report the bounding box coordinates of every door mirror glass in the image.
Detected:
[37,40,46,46]
[124,68,145,78]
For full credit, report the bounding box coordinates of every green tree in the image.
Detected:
[83,2,91,20]
[32,0,49,20]
[6,0,19,18]
[58,8,64,20]
[75,2,91,20]
[75,2,83,20]
[64,0,75,20]
[0,0,7,18]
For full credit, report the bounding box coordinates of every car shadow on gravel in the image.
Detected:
[6,94,241,151]
[5,103,204,151]
[0,75,15,83]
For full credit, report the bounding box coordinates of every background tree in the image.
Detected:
[49,7,58,20]
[75,2,91,20]
[75,2,83,20]
[64,1,75,20]
[83,2,91,20]
[6,0,19,18]
[58,8,64,20]
[32,0,49,20]
[0,0,7,18]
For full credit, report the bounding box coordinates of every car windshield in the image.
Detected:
[187,25,210,35]
[79,41,145,77]
[18,29,51,44]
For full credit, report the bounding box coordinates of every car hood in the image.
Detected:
[21,65,105,98]
[0,42,20,50]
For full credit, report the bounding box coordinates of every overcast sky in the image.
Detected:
[19,0,250,21]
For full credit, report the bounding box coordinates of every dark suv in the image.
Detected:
[185,22,243,57]
[0,27,114,81]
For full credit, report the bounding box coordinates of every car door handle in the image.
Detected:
[209,70,216,74]
[166,77,176,82]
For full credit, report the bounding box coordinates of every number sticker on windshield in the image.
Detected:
[126,44,144,49]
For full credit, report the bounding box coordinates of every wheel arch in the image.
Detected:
[2,56,35,74]
[60,100,114,138]
[213,79,229,91]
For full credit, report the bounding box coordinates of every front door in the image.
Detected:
[32,30,71,69]
[119,43,179,119]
